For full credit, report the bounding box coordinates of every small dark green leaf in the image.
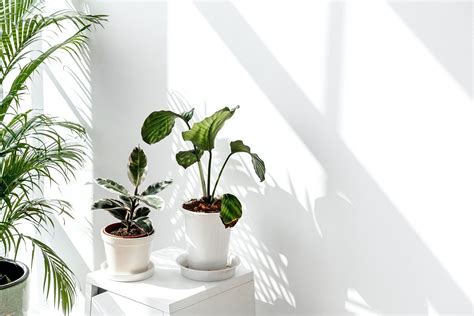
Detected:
[141,110,179,144]
[182,106,239,151]
[176,149,204,169]
[141,180,173,196]
[133,207,151,219]
[220,193,242,228]
[181,108,194,122]
[134,217,154,234]
[230,140,266,182]
[95,178,130,196]
[137,195,164,210]
[127,146,148,186]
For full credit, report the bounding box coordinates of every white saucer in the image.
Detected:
[100,262,154,282]
[176,254,240,282]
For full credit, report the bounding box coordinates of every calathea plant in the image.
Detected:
[141,106,265,227]
[92,146,172,236]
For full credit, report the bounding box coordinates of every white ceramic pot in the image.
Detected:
[181,209,231,270]
[0,259,29,315]
[101,223,154,275]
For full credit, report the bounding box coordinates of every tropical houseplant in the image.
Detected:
[92,146,172,278]
[0,0,104,314]
[141,106,266,270]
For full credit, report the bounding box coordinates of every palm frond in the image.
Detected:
[23,235,76,315]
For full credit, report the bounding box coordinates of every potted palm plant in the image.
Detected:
[0,0,105,314]
[141,106,266,270]
[92,146,172,278]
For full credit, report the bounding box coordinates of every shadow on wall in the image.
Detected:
[389,1,473,98]
[194,1,473,315]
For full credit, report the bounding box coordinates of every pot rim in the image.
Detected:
[0,258,29,290]
[180,207,221,216]
[102,222,154,239]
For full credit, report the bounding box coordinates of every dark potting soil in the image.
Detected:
[183,198,221,213]
[111,226,145,237]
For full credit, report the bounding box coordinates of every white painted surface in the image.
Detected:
[39,0,473,315]
[101,226,154,275]
[181,209,231,270]
[86,247,254,314]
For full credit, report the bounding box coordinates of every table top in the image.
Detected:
[86,247,253,313]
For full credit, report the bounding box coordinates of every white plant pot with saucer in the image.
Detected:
[181,209,231,270]
[101,222,154,278]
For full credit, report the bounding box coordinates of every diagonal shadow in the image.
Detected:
[195,1,472,314]
[389,1,473,98]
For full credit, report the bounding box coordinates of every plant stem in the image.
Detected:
[184,120,207,197]
[211,153,233,201]
[128,185,139,232]
[207,150,212,202]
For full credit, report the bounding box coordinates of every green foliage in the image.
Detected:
[0,0,106,121]
[128,146,147,186]
[92,146,172,235]
[0,112,87,314]
[141,105,266,227]
[220,194,242,228]
[141,111,179,145]
[176,149,204,169]
[230,140,265,182]
[182,106,238,151]
[0,2,104,313]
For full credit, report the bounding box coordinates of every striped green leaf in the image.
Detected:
[182,106,239,151]
[230,140,266,182]
[220,193,242,228]
[141,110,179,144]
[176,149,204,169]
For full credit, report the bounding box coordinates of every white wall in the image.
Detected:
[46,0,473,315]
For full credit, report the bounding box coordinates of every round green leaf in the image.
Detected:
[141,110,179,144]
[220,193,242,228]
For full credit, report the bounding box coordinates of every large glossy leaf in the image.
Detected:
[133,207,151,219]
[134,217,154,234]
[95,178,130,196]
[220,193,242,228]
[230,140,266,182]
[182,106,239,151]
[127,146,147,186]
[176,149,204,169]
[141,110,179,144]
[137,195,164,210]
[141,180,173,196]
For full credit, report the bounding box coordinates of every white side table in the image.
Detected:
[85,247,255,315]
